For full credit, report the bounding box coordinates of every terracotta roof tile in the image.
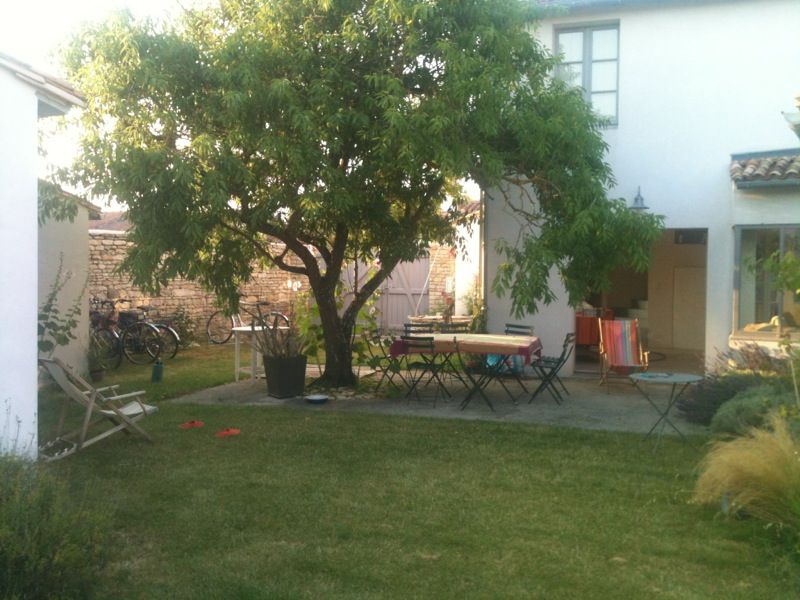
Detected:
[730,152,800,188]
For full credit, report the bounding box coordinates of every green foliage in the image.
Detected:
[38,255,86,356]
[710,385,796,437]
[37,180,79,226]
[678,344,792,426]
[0,457,109,599]
[491,185,664,317]
[289,291,322,359]
[165,306,197,348]
[62,0,661,381]
[760,249,800,297]
[677,373,778,426]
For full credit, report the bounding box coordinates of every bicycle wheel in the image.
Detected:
[92,328,122,370]
[206,311,234,344]
[122,322,162,364]
[267,311,290,330]
[156,324,180,359]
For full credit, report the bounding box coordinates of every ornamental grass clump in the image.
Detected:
[694,414,800,533]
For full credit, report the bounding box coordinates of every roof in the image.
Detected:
[730,149,800,189]
[90,212,131,231]
[0,52,84,116]
[535,0,723,13]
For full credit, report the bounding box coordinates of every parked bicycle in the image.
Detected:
[138,305,181,360]
[206,298,288,344]
[89,297,162,365]
[89,300,122,370]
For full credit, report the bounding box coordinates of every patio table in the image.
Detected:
[233,326,263,381]
[232,324,290,381]
[390,333,542,410]
[629,371,702,448]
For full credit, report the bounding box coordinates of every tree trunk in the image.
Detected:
[314,286,357,387]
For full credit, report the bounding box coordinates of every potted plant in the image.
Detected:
[251,309,308,398]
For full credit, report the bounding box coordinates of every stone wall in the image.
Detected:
[89,230,458,329]
[427,243,457,314]
[89,231,306,329]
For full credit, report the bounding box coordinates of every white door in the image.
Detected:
[673,267,706,350]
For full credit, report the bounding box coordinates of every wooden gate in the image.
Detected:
[340,258,430,332]
[378,259,430,331]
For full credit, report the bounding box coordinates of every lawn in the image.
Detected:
[42,403,799,598]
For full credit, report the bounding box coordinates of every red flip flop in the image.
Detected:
[216,428,241,438]
[179,420,205,429]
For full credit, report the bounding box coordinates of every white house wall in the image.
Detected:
[38,207,91,373]
[486,0,800,371]
[484,184,576,369]
[0,68,39,457]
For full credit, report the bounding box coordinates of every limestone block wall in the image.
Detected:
[88,231,306,329]
[89,230,458,330]
[427,243,457,314]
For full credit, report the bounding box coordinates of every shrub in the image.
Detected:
[167,306,197,348]
[677,372,780,426]
[710,385,796,437]
[0,457,109,599]
[694,414,800,534]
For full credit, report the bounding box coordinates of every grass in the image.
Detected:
[101,343,240,401]
[36,345,800,598]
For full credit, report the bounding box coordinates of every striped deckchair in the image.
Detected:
[598,318,649,386]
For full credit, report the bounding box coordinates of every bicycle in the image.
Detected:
[89,298,122,370]
[137,305,181,360]
[90,297,162,364]
[206,298,287,344]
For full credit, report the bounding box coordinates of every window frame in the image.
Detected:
[733,224,800,341]
[554,22,620,125]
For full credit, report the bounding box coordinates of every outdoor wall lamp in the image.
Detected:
[630,187,648,211]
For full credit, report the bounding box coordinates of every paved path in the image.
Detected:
[169,373,709,438]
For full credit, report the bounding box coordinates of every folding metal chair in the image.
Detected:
[483,323,535,400]
[400,335,449,404]
[404,322,434,335]
[441,322,470,334]
[504,323,533,336]
[529,333,576,404]
[361,329,406,393]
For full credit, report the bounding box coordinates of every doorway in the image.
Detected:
[574,228,707,375]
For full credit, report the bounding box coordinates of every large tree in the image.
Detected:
[63,0,661,386]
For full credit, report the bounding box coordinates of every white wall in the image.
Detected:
[486,0,800,372]
[39,207,91,373]
[0,69,39,457]
[484,185,576,370]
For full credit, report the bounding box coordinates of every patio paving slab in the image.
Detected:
[169,373,709,439]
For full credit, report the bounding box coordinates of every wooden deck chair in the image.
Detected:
[598,319,649,387]
[38,357,158,461]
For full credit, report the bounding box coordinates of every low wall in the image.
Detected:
[89,230,457,333]
[89,231,304,330]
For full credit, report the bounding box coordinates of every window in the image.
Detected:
[555,24,619,123]
[735,226,800,339]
